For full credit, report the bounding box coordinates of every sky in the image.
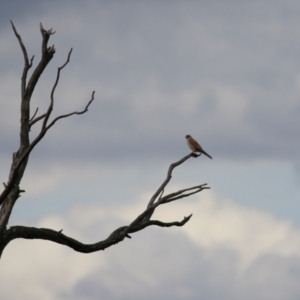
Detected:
[1,0,300,299]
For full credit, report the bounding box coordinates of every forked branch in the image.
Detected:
[0,23,94,207]
[0,154,209,257]
[0,22,95,244]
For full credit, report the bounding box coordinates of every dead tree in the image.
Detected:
[0,22,210,258]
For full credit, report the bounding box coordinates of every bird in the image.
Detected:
[185,135,212,159]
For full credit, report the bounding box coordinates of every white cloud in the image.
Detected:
[160,192,300,270]
[2,192,300,299]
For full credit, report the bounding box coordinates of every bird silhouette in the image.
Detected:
[185,135,212,159]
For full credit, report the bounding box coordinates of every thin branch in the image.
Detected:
[158,188,164,200]
[29,107,39,123]
[0,92,95,206]
[25,23,56,103]
[45,91,95,130]
[0,90,95,208]
[134,214,193,231]
[10,21,32,96]
[10,21,29,65]
[29,55,34,66]
[40,23,56,56]
[0,40,92,207]
[147,153,194,208]
[29,113,46,127]
[42,48,73,129]
[162,188,207,204]
[160,184,209,204]
[121,157,208,237]
[29,46,72,129]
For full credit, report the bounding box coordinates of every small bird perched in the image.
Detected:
[185,134,212,159]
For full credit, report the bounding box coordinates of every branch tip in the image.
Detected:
[29,107,39,123]
[10,20,16,31]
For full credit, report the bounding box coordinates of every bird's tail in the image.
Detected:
[202,150,212,159]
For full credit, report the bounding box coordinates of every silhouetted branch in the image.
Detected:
[29,113,46,127]
[10,20,33,95]
[0,152,209,257]
[45,91,95,130]
[160,184,209,204]
[0,214,192,255]
[29,107,39,123]
[0,212,192,257]
[0,26,94,207]
[0,22,95,244]
[43,48,73,129]
[0,21,210,259]
[147,153,194,208]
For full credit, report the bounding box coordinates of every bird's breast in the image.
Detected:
[187,140,195,151]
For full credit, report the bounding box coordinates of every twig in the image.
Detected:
[147,153,194,208]
[43,48,73,129]
[45,91,95,130]
[29,113,46,127]
[29,107,39,123]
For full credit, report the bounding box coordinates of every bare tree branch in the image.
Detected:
[0,21,211,260]
[45,91,95,130]
[42,48,73,129]
[29,107,39,123]
[147,153,194,208]
[160,184,209,204]
[0,214,192,255]
[0,22,94,241]
[135,214,193,230]
[29,112,46,127]
[0,151,209,257]
[0,90,95,208]
[0,28,94,207]
[10,20,33,96]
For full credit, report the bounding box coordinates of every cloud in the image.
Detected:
[1,2,300,298]
[0,1,300,164]
[168,193,300,270]
[2,192,300,299]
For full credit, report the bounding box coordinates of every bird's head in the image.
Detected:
[185,134,191,139]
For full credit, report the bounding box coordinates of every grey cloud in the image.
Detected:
[1,1,300,164]
[65,230,300,300]
[69,232,237,300]
[2,2,300,224]
[243,254,300,299]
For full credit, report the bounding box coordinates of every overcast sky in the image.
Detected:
[1,1,300,299]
